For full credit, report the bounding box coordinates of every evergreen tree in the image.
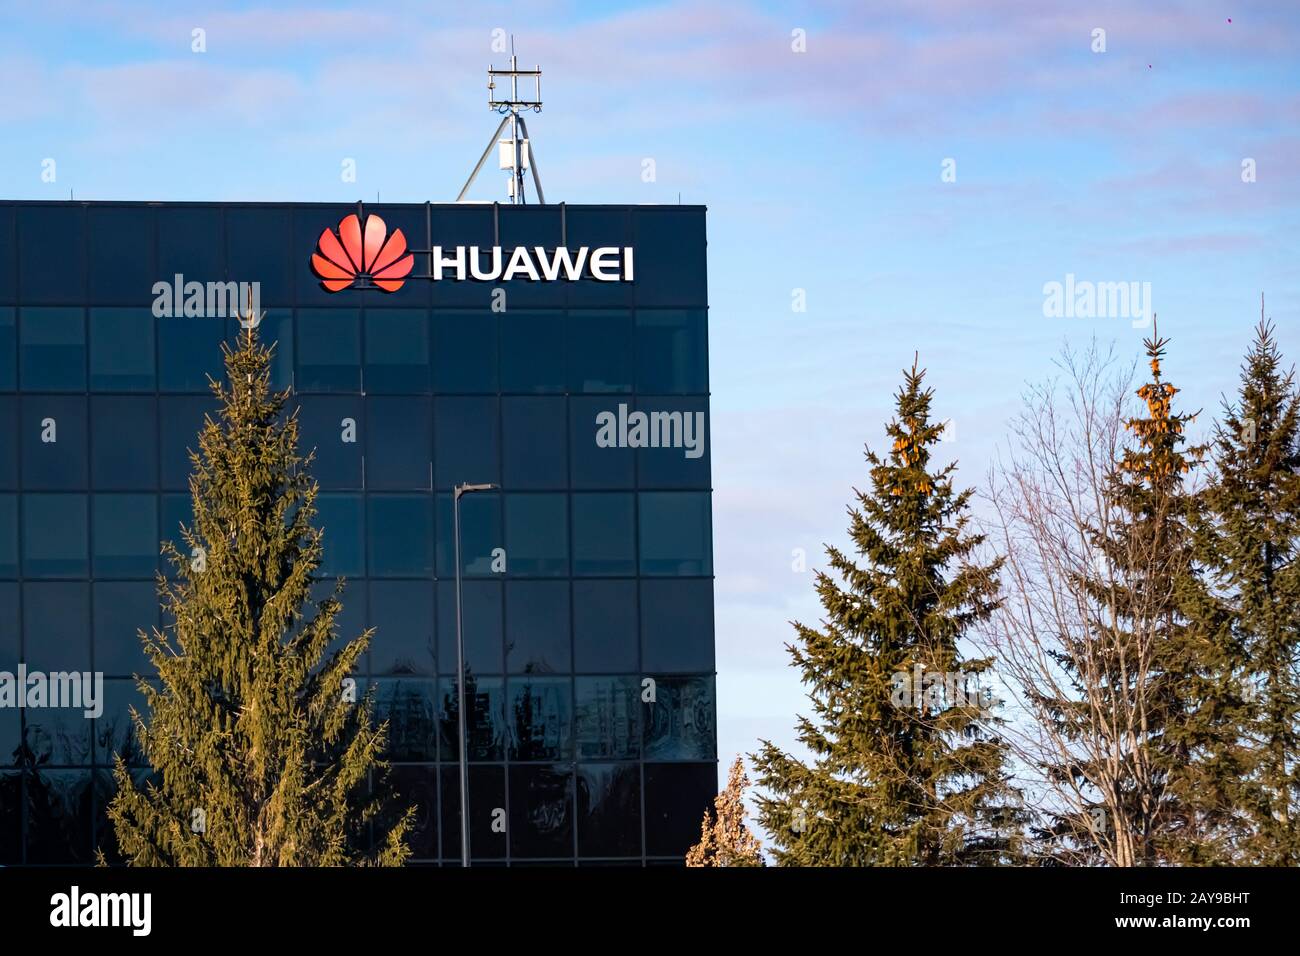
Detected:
[1190,316,1300,864]
[105,326,414,866]
[1042,325,1208,864]
[752,358,1024,865]
[686,756,764,867]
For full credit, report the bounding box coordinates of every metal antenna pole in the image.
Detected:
[460,44,544,204]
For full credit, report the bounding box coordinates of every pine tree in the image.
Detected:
[686,756,764,866]
[751,358,1024,866]
[105,326,414,866]
[1190,315,1300,864]
[1041,325,1208,864]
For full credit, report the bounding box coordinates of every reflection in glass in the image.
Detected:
[508,677,572,761]
[577,763,641,857]
[575,676,641,760]
[642,675,716,760]
[509,764,573,858]
[438,675,506,761]
[373,679,438,762]
[89,309,155,391]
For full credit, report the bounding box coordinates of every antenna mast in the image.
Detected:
[457,37,545,205]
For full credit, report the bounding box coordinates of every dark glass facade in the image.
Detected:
[0,200,714,865]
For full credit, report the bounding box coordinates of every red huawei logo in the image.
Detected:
[311,212,414,292]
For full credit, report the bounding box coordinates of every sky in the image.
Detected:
[1,0,1298,839]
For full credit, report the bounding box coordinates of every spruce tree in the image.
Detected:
[1045,325,1208,864]
[1190,316,1300,864]
[105,326,414,866]
[752,358,1024,865]
[686,756,764,867]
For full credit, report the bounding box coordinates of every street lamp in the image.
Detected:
[452,481,497,867]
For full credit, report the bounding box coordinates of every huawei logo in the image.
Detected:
[311,210,414,292]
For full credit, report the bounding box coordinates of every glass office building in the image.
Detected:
[0,200,715,865]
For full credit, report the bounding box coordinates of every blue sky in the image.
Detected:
[2,0,1298,827]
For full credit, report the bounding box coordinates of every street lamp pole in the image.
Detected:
[453,481,497,868]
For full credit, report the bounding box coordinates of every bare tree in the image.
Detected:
[975,340,1190,866]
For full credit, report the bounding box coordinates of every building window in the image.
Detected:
[365,396,432,490]
[19,308,85,391]
[434,397,499,490]
[365,309,430,393]
[92,494,158,578]
[89,309,155,391]
[572,493,636,576]
[508,764,573,858]
[432,312,497,394]
[315,493,365,578]
[568,310,633,393]
[0,308,15,391]
[505,580,571,674]
[22,493,88,578]
[435,491,501,577]
[0,495,17,578]
[635,310,708,394]
[93,581,157,678]
[640,579,715,673]
[436,579,503,675]
[575,676,641,760]
[373,679,438,761]
[642,675,716,760]
[368,580,436,676]
[21,395,87,490]
[577,763,642,857]
[88,207,155,304]
[294,395,363,490]
[159,396,218,490]
[572,579,638,673]
[91,396,157,490]
[637,491,712,575]
[438,675,505,761]
[504,493,568,576]
[157,318,228,392]
[500,311,565,394]
[508,676,572,761]
[296,308,360,392]
[367,494,434,577]
[501,396,566,490]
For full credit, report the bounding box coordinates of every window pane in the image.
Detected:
[636,310,708,394]
[568,310,632,393]
[643,675,716,760]
[367,494,434,577]
[501,396,566,489]
[508,677,572,761]
[23,581,90,672]
[294,395,363,489]
[18,206,84,304]
[634,396,710,488]
[366,397,432,490]
[159,493,193,578]
[436,492,500,578]
[505,580,570,674]
[369,580,435,676]
[436,579,502,674]
[308,579,367,665]
[20,308,85,390]
[97,679,152,767]
[577,763,641,857]
[0,582,14,664]
[21,395,87,489]
[226,207,292,304]
[638,491,712,575]
[434,397,499,490]
[92,494,157,578]
[297,309,360,392]
[88,207,155,304]
[89,308,155,391]
[644,762,716,858]
[440,764,506,860]
[432,312,496,393]
[315,493,364,578]
[0,495,16,578]
[504,494,568,577]
[569,397,634,489]
[93,581,157,677]
[0,308,14,390]
[22,494,87,577]
[572,493,636,575]
[640,578,715,672]
[258,309,293,392]
[374,679,437,761]
[0,207,14,305]
[159,396,218,490]
[509,764,573,859]
[567,208,632,310]
[575,676,641,760]
[365,309,430,393]
[438,675,505,760]
[388,766,438,858]
[158,318,228,392]
[158,206,223,282]
[572,580,638,673]
[500,312,565,393]
[633,208,707,307]
[91,396,157,490]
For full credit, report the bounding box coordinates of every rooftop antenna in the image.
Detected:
[457,36,545,205]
